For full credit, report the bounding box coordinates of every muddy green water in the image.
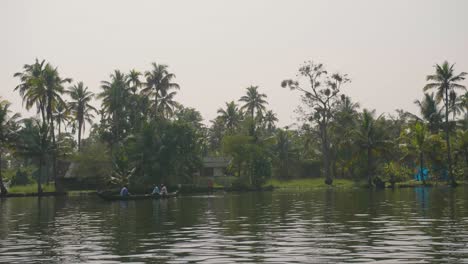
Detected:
[1,187,468,263]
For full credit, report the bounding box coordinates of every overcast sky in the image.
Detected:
[1,0,467,129]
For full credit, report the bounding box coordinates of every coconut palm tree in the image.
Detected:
[217,101,242,133]
[16,119,53,195]
[42,63,71,186]
[142,63,179,118]
[127,69,142,94]
[239,86,268,120]
[352,109,390,186]
[424,61,467,186]
[99,70,130,145]
[404,122,430,185]
[13,59,47,123]
[157,91,179,119]
[0,98,20,195]
[67,82,97,150]
[263,110,278,132]
[414,93,444,134]
[54,100,70,137]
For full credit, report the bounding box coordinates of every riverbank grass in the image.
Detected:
[8,184,56,194]
[265,178,357,189]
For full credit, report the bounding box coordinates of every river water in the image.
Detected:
[1,187,468,263]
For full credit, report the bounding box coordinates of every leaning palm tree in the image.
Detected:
[217,101,242,133]
[239,86,268,120]
[67,82,97,150]
[142,63,179,118]
[424,61,467,186]
[0,98,21,195]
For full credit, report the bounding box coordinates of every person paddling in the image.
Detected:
[160,184,168,196]
[151,184,160,196]
[120,185,130,197]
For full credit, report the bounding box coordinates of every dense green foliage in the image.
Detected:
[0,59,466,195]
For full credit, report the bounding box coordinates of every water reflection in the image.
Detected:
[1,188,468,263]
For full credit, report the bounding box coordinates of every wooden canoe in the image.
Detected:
[97,191,178,201]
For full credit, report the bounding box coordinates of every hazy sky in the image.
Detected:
[1,0,467,129]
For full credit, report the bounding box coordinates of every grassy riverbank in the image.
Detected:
[265,178,360,189]
[8,184,56,194]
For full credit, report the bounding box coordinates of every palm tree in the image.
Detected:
[414,93,444,134]
[13,59,47,123]
[263,110,278,131]
[142,63,179,118]
[99,70,130,145]
[157,91,179,119]
[42,63,71,186]
[217,101,242,133]
[0,98,20,195]
[404,122,430,185]
[127,69,142,94]
[54,100,70,137]
[353,109,390,186]
[424,61,467,186]
[16,119,53,195]
[275,129,297,179]
[239,86,268,120]
[67,82,97,150]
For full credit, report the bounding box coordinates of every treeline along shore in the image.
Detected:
[0,59,467,196]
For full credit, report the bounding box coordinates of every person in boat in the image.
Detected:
[160,184,168,196]
[120,185,130,197]
[151,184,160,196]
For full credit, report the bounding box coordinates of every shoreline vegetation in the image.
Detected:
[2,179,464,198]
[0,59,467,197]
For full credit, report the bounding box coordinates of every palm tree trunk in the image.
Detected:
[445,89,456,186]
[367,147,372,187]
[322,124,332,185]
[58,120,61,138]
[0,152,8,196]
[78,120,82,151]
[38,156,43,195]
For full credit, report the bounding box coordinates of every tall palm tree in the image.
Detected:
[13,59,47,123]
[239,86,268,120]
[142,63,179,118]
[42,63,71,186]
[0,98,20,195]
[424,61,467,186]
[99,70,130,145]
[217,101,242,133]
[67,82,97,150]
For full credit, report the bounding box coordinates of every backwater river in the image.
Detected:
[1,187,468,263]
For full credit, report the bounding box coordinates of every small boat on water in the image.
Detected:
[97,191,179,201]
